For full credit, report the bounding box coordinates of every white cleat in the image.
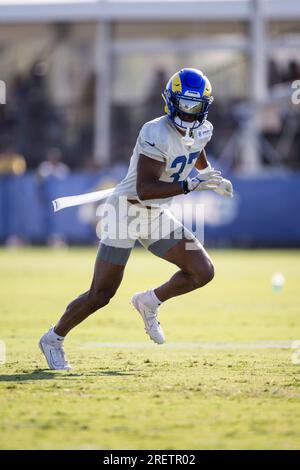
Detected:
[39,326,72,370]
[131,291,165,344]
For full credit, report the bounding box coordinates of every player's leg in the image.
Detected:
[131,235,213,344]
[39,193,137,369]
[55,250,129,337]
[132,210,214,343]
[143,207,214,300]
[39,243,131,369]
[153,235,214,302]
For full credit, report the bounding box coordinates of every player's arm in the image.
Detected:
[136,154,222,200]
[136,154,183,200]
[195,148,210,171]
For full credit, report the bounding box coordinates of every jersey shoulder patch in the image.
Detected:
[196,120,213,143]
[202,120,213,134]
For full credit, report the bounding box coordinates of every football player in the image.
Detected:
[39,68,233,370]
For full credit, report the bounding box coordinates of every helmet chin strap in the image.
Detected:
[174,116,200,146]
[181,127,194,147]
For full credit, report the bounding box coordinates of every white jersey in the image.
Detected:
[113,115,213,207]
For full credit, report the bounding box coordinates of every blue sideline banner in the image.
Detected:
[0,172,300,246]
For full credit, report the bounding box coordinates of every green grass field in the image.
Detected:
[0,247,299,450]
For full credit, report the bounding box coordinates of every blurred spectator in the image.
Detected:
[285,60,300,82]
[37,147,69,180]
[143,68,168,123]
[268,59,282,87]
[25,61,62,166]
[268,58,300,86]
[8,61,64,168]
[37,147,69,248]
[79,72,96,160]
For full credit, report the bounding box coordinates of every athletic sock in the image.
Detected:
[150,289,162,307]
[49,326,65,342]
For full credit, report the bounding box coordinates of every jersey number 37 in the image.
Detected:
[170,152,199,182]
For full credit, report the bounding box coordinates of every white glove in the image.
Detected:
[185,169,223,192]
[213,178,234,198]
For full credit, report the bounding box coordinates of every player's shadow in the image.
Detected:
[0,369,138,382]
[0,370,68,382]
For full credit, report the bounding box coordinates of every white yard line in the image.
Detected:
[82,340,295,350]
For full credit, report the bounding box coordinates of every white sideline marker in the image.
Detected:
[82,340,294,350]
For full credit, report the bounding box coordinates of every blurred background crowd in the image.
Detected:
[0,0,300,247]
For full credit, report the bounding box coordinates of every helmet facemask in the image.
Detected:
[163,92,213,146]
[172,94,213,130]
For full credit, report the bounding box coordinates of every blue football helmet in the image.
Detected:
[162,68,214,130]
